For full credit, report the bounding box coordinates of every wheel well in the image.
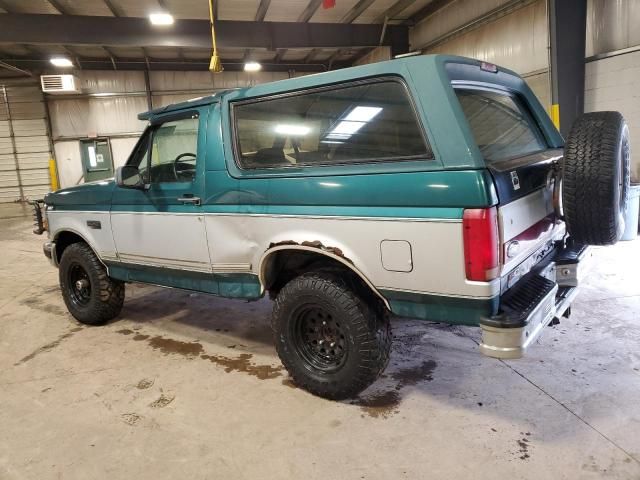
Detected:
[261,249,389,311]
[55,231,86,261]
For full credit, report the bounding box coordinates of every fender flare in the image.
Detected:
[52,227,109,269]
[258,244,391,310]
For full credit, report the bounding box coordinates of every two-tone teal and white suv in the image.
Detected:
[34,55,631,400]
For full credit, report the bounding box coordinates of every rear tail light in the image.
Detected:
[463,207,500,281]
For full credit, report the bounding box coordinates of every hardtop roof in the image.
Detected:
[137,55,514,121]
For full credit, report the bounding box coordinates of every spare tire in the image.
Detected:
[562,111,631,245]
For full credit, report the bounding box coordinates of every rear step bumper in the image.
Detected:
[479,243,591,359]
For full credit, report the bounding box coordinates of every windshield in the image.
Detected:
[455,88,547,164]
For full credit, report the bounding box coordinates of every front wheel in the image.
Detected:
[59,242,125,325]
[272,272,391,400]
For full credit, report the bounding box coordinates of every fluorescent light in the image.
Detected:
[331,120,365,135]
[244,61,262,72]
[149,13,174,25]
[274,124,310,136]
[344,106,382,122]
[50,57,73,67]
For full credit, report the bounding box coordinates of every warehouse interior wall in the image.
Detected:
[49,70,307,188]
[410,0,551,110]
[585,0,640,182]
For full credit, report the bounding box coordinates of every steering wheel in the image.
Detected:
[173,152,196,181]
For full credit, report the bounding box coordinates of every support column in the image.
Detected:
[549,0,587,137]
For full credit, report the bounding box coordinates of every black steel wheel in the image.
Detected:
[59,242,124,325]
[272,271,391,400]
[292,304,348,373]
[67,262,92,307]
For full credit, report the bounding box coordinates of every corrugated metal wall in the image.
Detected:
[410,0,551,110]
[0,83,52,202]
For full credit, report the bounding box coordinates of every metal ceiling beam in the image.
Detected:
[45,0,69,14]
[255,0,272,21]
[373,0,415,24]
[0,14,406,50]
[408,0,457,25]
[102,0,124,17]
[0,0,13,13]
[340,0,377,24]
[1,57,343,73]
[297,0,322,22]
[304,49,320,63]
[0,60,32,77]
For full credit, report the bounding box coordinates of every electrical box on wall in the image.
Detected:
[40,74,82,94]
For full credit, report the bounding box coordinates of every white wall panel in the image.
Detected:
[586,0,640,57]
[410,0,515,49]
[110,137,139,169]
[585,50,640,181]
[50,97,148,138]
[54,140,83,188]
[422,0,549,75]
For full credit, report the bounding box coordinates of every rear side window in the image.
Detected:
[232,80,431,169]
[455,89,547,163]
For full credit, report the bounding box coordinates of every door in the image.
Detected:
[80,138,114,183]
[110,109,211,273]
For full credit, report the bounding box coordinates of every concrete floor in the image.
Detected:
[0,203,639,480]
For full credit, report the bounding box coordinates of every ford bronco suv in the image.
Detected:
[34,55,631,400]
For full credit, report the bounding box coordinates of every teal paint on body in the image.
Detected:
[107,263,262,299]
[381,289,500,326]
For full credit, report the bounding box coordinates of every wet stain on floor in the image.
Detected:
[391,360,438,388]
[353,390,401,419]
[14,326,83,365]
[147,336,204,358]
[122,329,283,380]
[19,295,67,317]
[281,378,297,389]
[201,353,283,380]
[354,360,438,418]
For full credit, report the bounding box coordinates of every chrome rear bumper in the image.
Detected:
[479,244,590,359]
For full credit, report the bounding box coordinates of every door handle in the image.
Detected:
[177,196,201,205]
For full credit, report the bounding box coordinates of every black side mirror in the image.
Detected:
[115,165,146,189]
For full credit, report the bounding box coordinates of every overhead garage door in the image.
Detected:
[0,84,52,203]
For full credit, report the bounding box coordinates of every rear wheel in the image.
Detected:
[59,243,124,325]
[562,111,631,245]
[272,272,391,400]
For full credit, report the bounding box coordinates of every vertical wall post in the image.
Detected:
[549,0,587,138]
[143,69,153,110]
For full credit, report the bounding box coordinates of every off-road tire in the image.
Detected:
[59,242,124,325]
[563,111,631,245]
[272,272,391,400]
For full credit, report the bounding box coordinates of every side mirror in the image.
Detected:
[115,165,145,189]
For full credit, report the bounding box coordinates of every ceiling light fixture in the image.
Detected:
[244,61,262,72]
[149,13,174,25]
[50,57,73,67]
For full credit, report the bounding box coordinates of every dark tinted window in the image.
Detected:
[233,80,430,169]
[455,89,547,163]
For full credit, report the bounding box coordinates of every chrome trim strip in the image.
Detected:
[49,210,461,223]
[379,285,498,300]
